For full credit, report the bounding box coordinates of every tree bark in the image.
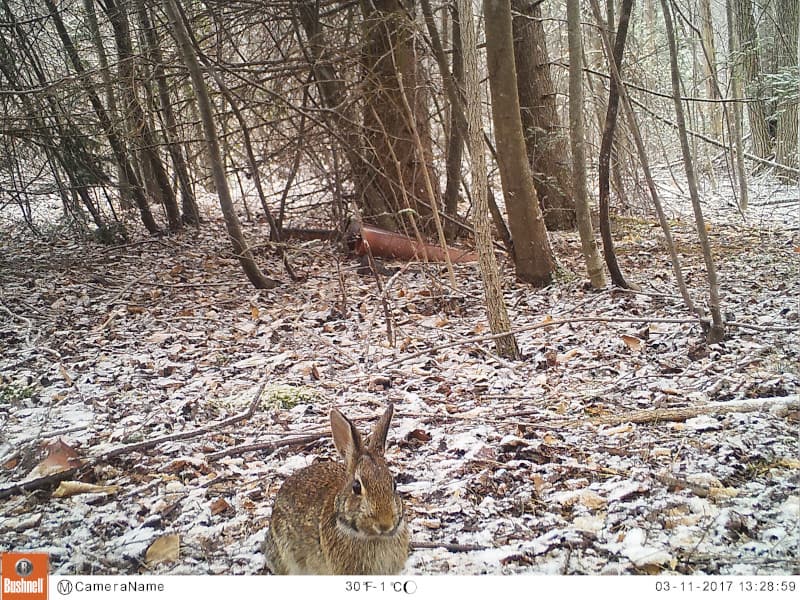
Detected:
[104,0,182,232]
[443,4,464,241]
[725,0,750,209]
[773,0,799,170]
[698,0,723,140]
[360,0,442,232]
[512,0,576,231]
[593,0,632,288]
[457,0,519,360]
[566,0,606,289]
[135,0,199,224]
[731,0,772,161]
[483,0,554,286]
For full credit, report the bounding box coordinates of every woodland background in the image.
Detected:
[0,0,798,576]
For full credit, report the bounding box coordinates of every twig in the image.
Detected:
[655,473,711,498]
[411,540,487,553]
[96,379,268,462]
[207,432,328,460]
[0,381,270,499]
[0,468,78,501]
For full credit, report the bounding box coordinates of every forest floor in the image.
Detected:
[1,174,799,576]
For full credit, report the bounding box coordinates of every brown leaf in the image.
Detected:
[406,429,432,443]
[145,534,180,566]
[210,497,232,516]
[621,334,643,351]
[29,439,81,478]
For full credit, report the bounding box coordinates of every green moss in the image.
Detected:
[264,384,319,409]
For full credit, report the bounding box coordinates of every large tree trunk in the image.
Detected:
[731,0,773,161]
[457,0,519,360]
[295,1,387,230]
[566,0,605,289]
[359,0,441,232]
[163,0,279,289]
[773,0,799,171]
[512,0,576,231]
[483,0,554,286]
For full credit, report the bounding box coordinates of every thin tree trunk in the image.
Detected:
[567,0,606,289]
[590,0,699,316]
[698,0,723,140]
[105,0,182,232]
[592,0,632,288]
[725,0,749,210]
[163,0,279,289]
[135,0,199,224]
[483,0,554,286]
[419,0,513,251]
[457,0,519,360]
[83,0,131,209]
[443,4,464,241]
[662,0,725,343]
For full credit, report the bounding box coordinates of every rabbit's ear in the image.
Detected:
[330,408,364,464]
[367,404,394,455]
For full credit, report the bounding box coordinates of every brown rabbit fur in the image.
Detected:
[263,404,409,575]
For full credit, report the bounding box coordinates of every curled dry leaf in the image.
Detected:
[621,334,643,352]
[52,481,119,498]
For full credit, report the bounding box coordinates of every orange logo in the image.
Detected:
[1,553,48,600]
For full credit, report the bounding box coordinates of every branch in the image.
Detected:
[537,396,799,429]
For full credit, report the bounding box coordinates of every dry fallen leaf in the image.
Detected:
[29,439,81,478]
[58,363,74,387]
[621,334,643,351]
[145,534,180,566]
[52,481,119,498]
[210,497,232,516]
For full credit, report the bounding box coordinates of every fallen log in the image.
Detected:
[353,224,478,263]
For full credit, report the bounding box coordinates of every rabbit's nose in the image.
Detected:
[374,515,396,534]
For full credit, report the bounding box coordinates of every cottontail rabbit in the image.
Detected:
[263,404,409,575]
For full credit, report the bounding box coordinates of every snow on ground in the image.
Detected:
[1,177,798,576]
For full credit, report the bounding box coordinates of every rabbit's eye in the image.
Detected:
[352,479,362,495]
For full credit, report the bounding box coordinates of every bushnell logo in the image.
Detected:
[1,552,49,600]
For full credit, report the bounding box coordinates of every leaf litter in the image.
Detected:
[0,182,798,576]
